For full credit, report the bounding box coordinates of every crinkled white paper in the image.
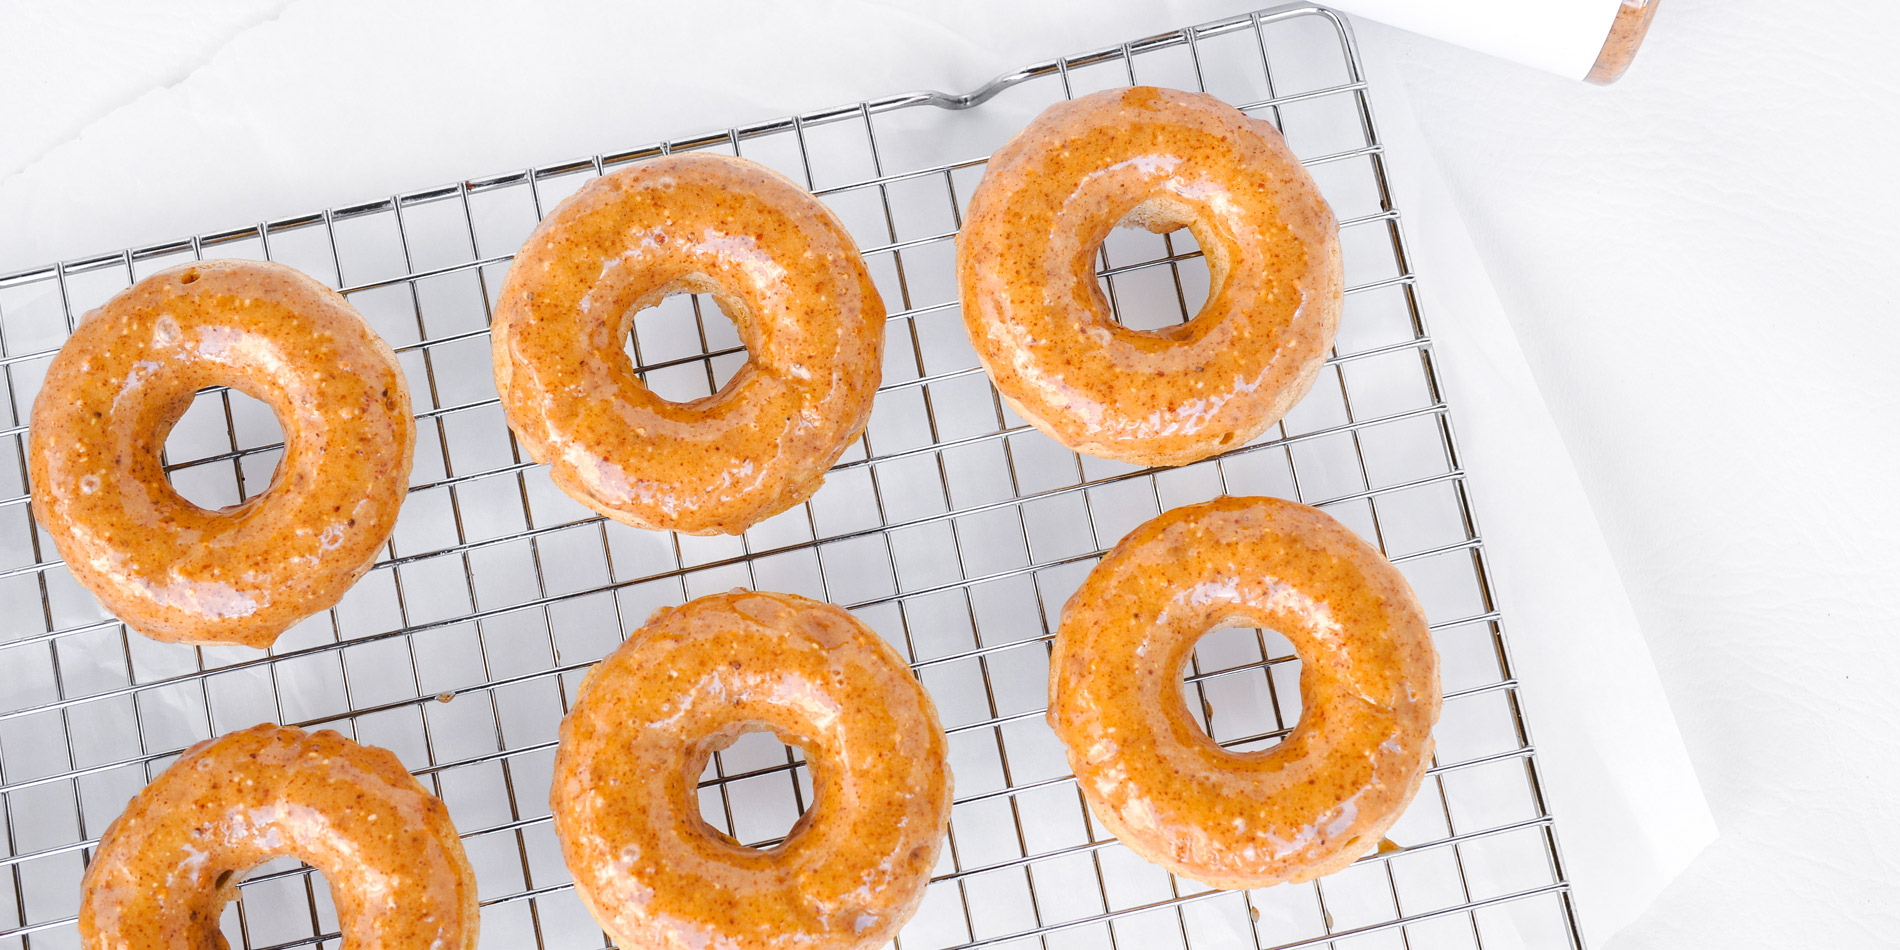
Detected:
[1329,0,1626,79]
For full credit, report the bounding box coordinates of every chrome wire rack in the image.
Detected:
[0,6,1583,949]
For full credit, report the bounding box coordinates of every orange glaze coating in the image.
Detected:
[957,87,1342,468]
[552,590,951,950]
[1049,496,1439,888]
[78,724,478,950]
[492,154,886,536]
[28,260,414,648]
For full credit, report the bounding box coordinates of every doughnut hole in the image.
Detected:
[216,858,336,948]
[163,387,286,511]
[1178,621,1303,753]
[1097,200,1216,333]
[625,286,751,405]
[693,727,816,852]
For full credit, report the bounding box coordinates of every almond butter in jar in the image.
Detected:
[1588,0,1664,84]
[1324,0,1663,85]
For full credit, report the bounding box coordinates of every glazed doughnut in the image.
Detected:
[492,153,885,536]
[29,260,414,648]
[1049,496,1439,888]
[79,723,478,950]
[552,590,950,950]
[957,87,1342,467]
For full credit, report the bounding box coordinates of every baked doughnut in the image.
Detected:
[1049,496,1439,888]
[492,154,885,536]
[29,260,414,648]
[79,723,478,950]
[957,87,1342,467]
[552,590,950,950]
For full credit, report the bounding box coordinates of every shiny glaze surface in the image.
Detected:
[956,87,1342,468]
[78,724,478,950]
[28,260,414,648]
[491,154,886,536]
[1049,496,1439,888]
[552,590,950,950]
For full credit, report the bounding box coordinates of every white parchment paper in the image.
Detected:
[1328,0,1625,79]
[1351,23,1716,944]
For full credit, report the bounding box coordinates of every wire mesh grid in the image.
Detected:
[0,6,1584,950]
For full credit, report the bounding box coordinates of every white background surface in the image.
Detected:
[2,1,1894,947]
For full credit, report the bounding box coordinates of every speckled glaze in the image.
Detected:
[491,154,886,536]
[552,590,950,950]
[1587,0,1662,85]
[1049,496,1439,888]
[957,87,1342,468]
[28,260,414,648]
[78,724,478,950]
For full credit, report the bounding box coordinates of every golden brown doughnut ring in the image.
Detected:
[492,154,886,536]
[957,87,1342,467]
[1049,496,1439,887]
[78,724,477,950]
[552,590,950,949]
[28,260,414,648]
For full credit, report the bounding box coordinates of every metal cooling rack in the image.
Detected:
[0,6,1584,950]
